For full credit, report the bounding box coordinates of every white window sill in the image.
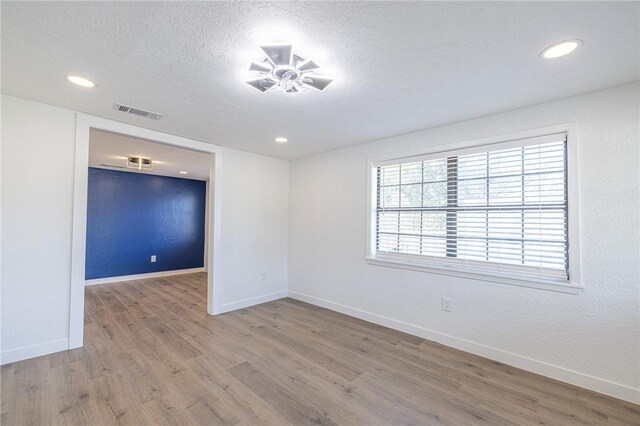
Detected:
[364,255,583,294]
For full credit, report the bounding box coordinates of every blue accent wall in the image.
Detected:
[86,168,207,279]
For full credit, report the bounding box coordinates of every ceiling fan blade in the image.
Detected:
[260,44,293,66]
[249,61,272,72]
[298,60,320,72]
[245,78,277,92]
[292,54,305,67]
[259,78,278,89]
[301,75,334,91]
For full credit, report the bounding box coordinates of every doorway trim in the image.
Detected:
[69,113,223,348]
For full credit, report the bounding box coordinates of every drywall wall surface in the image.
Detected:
[1,96,76,356]
[288,82,640,401]
[86,168,206,279]
[214,146,290,310]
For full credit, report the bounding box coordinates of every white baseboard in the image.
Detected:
[1,338,69,365]
[218,290,287,314]
[85,267,205,286]
[287,291,640,405]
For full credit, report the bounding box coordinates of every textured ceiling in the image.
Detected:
[89,129,211,181]
[2,2,638,160]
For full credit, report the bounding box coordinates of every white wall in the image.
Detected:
[1,96,76,359]
[0,95,289,362]
[288,82,640,403]
[215,146,289,311]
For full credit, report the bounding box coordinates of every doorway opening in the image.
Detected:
[86,129,210,284]
[69,115,223,349]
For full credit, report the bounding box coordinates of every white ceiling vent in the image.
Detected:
[98,163,125,169]
[113,103,162,120]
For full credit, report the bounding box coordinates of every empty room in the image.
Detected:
[1,1,639,425]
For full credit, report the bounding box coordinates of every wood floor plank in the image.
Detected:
[138,315,202,361]
[250,315,365,382]
[1,272,638,425]
[92,286,128,315]
[141,392,199,425]
[186,357,293,426]
[0,365,15,416]
[228,361,338,426]
[212,314,396,425]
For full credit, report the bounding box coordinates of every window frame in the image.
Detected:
[365,124,582,294]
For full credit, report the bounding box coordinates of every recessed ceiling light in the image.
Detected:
[274,137,288,143]
[541,40,582,59]
[179,171,188,175]
[65,75,96,87]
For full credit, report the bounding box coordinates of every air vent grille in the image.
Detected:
[113,103,162,120]
[98,163,125,169]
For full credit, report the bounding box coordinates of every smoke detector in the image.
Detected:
[245,44,334,94]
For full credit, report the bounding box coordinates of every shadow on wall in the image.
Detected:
[85,168,206,279]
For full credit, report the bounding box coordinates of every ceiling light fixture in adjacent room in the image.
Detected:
[245,44,334,93]
[127,157,153,171]
[541,40,583,59]
[179,171,188,175]
[65,75,95,87]
[274,137,288,143]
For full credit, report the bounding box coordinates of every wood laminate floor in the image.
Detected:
[1,273,638,425]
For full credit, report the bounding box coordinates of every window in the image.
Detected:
[368,132,579,289]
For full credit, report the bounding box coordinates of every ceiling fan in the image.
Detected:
[245,44,334,94]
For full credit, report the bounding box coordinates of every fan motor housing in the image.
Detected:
[274,67,300,81]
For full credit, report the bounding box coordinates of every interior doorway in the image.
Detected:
[69,114,223,349]
[86,129,211,284]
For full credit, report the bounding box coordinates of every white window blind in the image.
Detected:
[375,133,569,280]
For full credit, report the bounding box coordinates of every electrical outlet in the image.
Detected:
[151,255,157,263]
[260,272,266,280]
[441,297,452,312]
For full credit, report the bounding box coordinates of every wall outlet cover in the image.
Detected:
[442,297,452,312]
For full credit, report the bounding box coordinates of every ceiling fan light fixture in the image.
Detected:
[127,157,153,171]
[245,44,334,94]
